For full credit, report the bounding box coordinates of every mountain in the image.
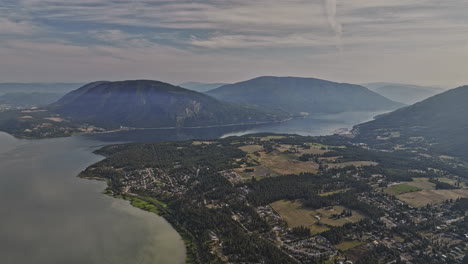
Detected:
[178,82,227,92]
[207,76,403,115]
[354,86,468,159]
[363,82,443,105]
[0,92,64,107]
[51,80,284,129]
[0,83,83,95]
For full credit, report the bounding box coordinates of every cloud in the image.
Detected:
[0,0,467,86]
[0,18,37,35]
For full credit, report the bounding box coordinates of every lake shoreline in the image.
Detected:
[79,173,195,263]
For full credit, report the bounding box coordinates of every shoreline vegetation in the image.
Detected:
[80,175,199,264]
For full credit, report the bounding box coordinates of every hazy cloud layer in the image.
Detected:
[1,0,467,86]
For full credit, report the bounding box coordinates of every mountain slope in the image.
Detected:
[207,76,403,115]
[354,86,468,159]
[51,80,284,129]
[178,82,227,92]
[364,82,443,104]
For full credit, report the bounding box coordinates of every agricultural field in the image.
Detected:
[406,177,436,190]
[237,149,319,178]
[319,189,350,197]
[270,200,319,228]
[384,177,436,196]
[270,200,366,235]
[384,184,421,196]
[234,165,280,180]
[325,161,378,169]
[239,144,263,153]
[397,189,468,208]
[334,240,365,251]
[191,141,216,145]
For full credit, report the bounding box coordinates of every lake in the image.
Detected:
[0,111,384,263]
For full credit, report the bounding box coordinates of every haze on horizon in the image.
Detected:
[1,0,467,87]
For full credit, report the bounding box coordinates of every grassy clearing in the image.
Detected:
[259,135,286,141]
[326,161,378,169]
[319,189,351,197]
[310,224,330,234]
[406,177,436,190]
[316,206,366,227]
[335,240,365,251]
[191,141,215,145]
[235,165,280,180]
[256,151,319,175]
[385,184,422,196]
[270,200,318,228]
[398,189,468,207]
[239,144,263,153]
[270,200,365,235]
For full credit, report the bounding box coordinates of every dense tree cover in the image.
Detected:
[429,178,458,190]
[95,141,245,171]
[452,198,468,212]
[355,244,402,264]
[291,226,311,238]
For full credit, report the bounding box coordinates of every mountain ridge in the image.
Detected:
[50,80,285,129]
[363,82,444,104]
[207,76,403,115]
[354,85,468,159]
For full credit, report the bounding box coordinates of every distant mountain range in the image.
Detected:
[355,85,468,160]
[178,82,227,92]
[363,82,444,105]
[0,92,64,107]
[51,80,283,129]
[207,76,403,115]
[0,83,83,96]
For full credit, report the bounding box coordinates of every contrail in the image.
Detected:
[324,0,343,51]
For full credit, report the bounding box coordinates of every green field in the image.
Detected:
[385,184,422,195]
[335,240,365,251]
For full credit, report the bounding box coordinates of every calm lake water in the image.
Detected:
[0,111,385,264]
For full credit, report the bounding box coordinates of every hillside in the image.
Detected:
[50,80,284,129]
[354,86,468,159]
[364,83,443,104]
[207,76,403,115]
[178,82,227,92]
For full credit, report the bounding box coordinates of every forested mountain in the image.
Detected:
[51,80,284,129]
[178,82,227,92]
[207,76,403,115]
[364,82,443,104]
[354,85,468,159]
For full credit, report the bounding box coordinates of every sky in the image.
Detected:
[1,0,467,87]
